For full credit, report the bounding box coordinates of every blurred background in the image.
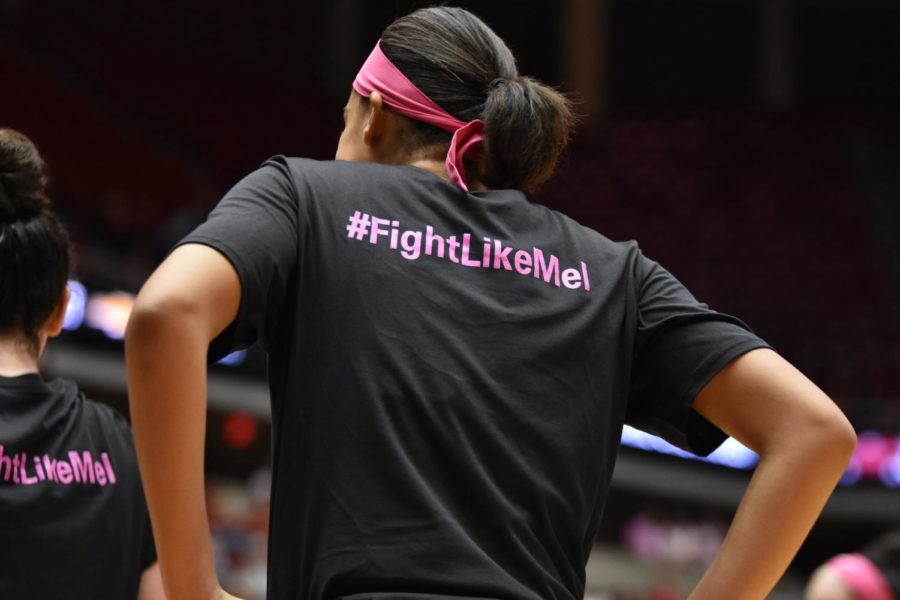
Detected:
[2,0,898,597]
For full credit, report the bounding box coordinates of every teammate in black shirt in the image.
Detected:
[0,128,164,600]
[126,7,856,600]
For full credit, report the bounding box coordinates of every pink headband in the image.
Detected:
[352,41,484,192]
[828,554,896,600]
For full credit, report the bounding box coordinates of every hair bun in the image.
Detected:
[0,128,50,222]
[0,176,44,222]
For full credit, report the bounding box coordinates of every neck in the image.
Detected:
[408,158,488,191]
[0,335,41,376]
[408,157,449,180]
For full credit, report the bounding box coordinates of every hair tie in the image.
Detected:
[487,77,506,93]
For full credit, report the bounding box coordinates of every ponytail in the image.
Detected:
[380,7,574,192]
[482,76,573,191]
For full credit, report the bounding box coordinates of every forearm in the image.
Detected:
[688,429,854,599]
[126,307,220,600]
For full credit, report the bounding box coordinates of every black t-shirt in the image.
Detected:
[0,374,156,599]
[181,157,769,600]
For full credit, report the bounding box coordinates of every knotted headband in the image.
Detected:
[352,41,484,192]
[828,554,896,600]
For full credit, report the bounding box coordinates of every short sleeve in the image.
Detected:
[177,156,300,356]
[626,254,771,456]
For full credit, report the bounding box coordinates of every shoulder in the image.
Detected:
[273,156,415,185]
[47,378,136,447]
[83,399,134,441]
[527,199,644,264]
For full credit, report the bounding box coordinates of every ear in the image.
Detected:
[43,285,71,338]
[362,91,388,148]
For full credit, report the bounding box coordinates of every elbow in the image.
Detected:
[125,291,201,354]
[125,297,175,350]
[803,405,857,470]
[758,396,857,475]
[832,412,857,463]
[125,299,158,344]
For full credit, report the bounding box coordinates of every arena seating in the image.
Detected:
[2,16,333,234]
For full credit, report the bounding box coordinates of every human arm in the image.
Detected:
[127,160,298,600]
[687,348,856,600]
[126,244,244,600]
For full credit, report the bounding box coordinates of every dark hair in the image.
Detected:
[0,128,70,350]
[379,6,574,192]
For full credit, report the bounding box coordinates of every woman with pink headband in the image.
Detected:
[806,533,900,600]
[126,6,856,600]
